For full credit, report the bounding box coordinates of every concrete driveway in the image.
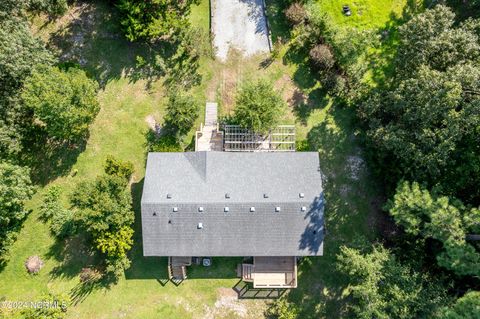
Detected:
[212,0,271,61]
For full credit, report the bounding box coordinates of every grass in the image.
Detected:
[313,0,409,29]
[0,0,398,318]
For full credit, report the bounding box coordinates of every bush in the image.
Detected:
[40,185,62,220]
[285,3,307,26]
[266,298,299,319]
[40,186,76,238]
[322,72,347,96]
[309,44,335,71]
[149,134,183,152]
[104,155,134,181]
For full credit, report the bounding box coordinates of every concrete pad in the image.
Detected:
[212,0,271,61]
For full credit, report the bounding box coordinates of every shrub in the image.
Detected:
[40,185,62,220]
[309,44,335,71]
[40,186,76,238]
[266,298,299,319]
[285,3,307,26]
[149,134,183,152]
[104,155,134,181]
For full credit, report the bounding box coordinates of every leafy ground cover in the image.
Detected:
[0,0,409,318]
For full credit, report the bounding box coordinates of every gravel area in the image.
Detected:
[212,0,271,61]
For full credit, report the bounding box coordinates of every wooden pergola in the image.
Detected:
[223,125,296,152]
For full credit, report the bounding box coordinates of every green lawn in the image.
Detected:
[313,0,409,29]
[0,0,394,318]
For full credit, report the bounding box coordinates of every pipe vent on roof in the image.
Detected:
[250,207,255,212]
[198,207,204,212]
[167,193,172,199]
[301,206,307,212]
[224,207,230,212]
[263,193,269,198]
[173,207,178,212]
[225,193,230,199]
[152,212,157,216]
[299,193,305,198]
[275,206,281,212]
[197,222,203,229]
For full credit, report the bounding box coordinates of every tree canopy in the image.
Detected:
[163,91,199,137]
[117,0,199,42]
[359,5,480,203]
[70,157,134,278]
[337,244,448,319]
[234,79,286,134]
[0,162,35,260]
[387,181,480,277]
[21,65,100,142]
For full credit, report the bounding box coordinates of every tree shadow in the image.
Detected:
[22,134,87,186]
[47,234,96,280]
[124,178,169,281]
[46,0,203,90]
[264,0,292,43]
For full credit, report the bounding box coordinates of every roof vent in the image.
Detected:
[152,212,157,216]
[275,206,281,212]
[299,193,305,198]
[173,207,178,212]
[263,193,269,198]
[301,206,307,212]
[225,193,230,199]
[168,219,172,224]
[167,193,172,199]
[250,207,255,212]
[197,222,203,229]
[198,207,204,212]
[224,207,230,212]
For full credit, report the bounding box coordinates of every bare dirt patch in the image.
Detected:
[275,74,307,108]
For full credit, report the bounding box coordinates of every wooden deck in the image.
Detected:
[239,257,297,288]
[168,257,192,282]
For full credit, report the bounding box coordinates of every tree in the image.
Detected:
[117,0,199,42]
[163,91,198,137]
[21,65,100,142]
[360,64,480,202]
[337,244,448,319]
[0,162,35,260]
[387,181,480,277]
[234,79,286,134]
[0,15,54,158]
[396,5,480,78]
[440,291,480,319]
[71,157,134,278]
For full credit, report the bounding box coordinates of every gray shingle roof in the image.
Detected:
[141,151,324,257]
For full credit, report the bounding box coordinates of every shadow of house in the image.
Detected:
[299,195,325,255]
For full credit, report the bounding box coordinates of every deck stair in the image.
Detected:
[195,102,224,151]
[242,264,254,282]
[168,257,192,284]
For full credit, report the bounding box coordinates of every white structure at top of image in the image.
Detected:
[212,0,271,61]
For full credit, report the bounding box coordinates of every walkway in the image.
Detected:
[212,0,271,61]
[195,102,224,151]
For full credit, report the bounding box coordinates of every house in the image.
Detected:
[141,151,324,288]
